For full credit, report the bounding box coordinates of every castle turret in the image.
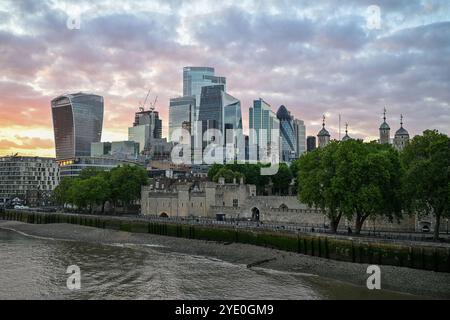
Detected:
[342,123,352,141]
[379,108,390,144]
[393,114,409,151]
[317,115,330,148]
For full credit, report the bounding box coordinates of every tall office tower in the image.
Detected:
[306,136,316,152]
[169,96,195,142]
[128,109,162,153]
[294,119,306,157]
[183,66,226,121]
[276,105,297,163]
[51,92,104,161]
[196,85,242,162]
[249,98,280,160]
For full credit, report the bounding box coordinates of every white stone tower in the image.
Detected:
[379,108,390,144]
[393,114,410,151]
[317,115,330,148]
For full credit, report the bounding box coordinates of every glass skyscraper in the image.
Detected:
[277,105,297,163]
[169,96,195,141]
[183,66,226,121]
[51,92,103,161]
[249,98,280,160]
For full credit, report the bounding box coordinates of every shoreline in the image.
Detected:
[1,220,450,299]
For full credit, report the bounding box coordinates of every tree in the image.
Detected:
[271,163,293,195]
[109,165,148,210]
[53,177,74,207]
[336,141,403,234]
[298,142,343,232]
[401,130,450,241]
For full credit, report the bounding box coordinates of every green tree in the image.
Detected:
[298,142,343,232]
[53,177,74,207]
[401,130,450,241]
[336,141,403,234]
[110,165,148,210]
[271,163,293,195]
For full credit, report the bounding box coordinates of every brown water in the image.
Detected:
[0,228,418,299]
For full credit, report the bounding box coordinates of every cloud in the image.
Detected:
[0,0,449,157]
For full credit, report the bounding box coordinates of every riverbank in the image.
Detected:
[1,220,450,299]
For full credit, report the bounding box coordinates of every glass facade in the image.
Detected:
[51,93,103,160]
[294,119,306,157]
[169,96,195,141]
[277,105,296,163]
[249,99,279,157]
[183,66,226,121]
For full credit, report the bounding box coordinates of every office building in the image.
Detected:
[0,156,59,207]
[183,66,226,122]
[169,96,195,142]
[277,105,297,163]
[294,119,306,157]
[249,98,280,160]
[91,142,111,157]
[306,136,316,152]
[51,92,104,161]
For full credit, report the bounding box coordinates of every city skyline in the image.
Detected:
[1,0,449,157]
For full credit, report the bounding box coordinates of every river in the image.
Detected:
[0,228,421,299]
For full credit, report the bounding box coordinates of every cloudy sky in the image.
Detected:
[0,0,449,157]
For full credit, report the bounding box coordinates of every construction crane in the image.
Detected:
[149,95,158,111]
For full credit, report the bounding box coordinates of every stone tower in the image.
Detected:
[342,123,352,141]
[317,115,330,148]
[379,108,390,144]
[393,114,410,151]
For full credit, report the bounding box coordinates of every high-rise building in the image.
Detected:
[183,66,226,122]
[276,105,297,163]
[294,119,306,157]
[128,109,162,153]
[51,92,104,161]
[249,98,280,160]
[379,108,390,144]
[169,96,195,142]
[306,136,316,152]
[0,156,59,206]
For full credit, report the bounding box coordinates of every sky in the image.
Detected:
[0,0,449,157]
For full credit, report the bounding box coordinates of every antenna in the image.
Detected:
[339,113,341,141]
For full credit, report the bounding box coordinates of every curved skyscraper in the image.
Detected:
[276,105,296,163]
[51,92,104,161]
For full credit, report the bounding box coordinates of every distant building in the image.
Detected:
[276,105,297,163]
[183,66,226,122]
[306,136,316,152]
[293,119,306,157]
[317,115,330,148]
[51,92,104,160]
[169,96,195,142]
[393,114,410,151]
[91,142,111,157]
[128,109,162,153]
[58,156,142,178]
[111,141,140,158]
[0,156,59,206]
[249,98,280,161]
[341,123,352,141]
[379,108,391,144]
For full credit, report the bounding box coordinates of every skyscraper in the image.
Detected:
[293,119,306,157]
[306,136,316,152]
[276,105,296,163]
[128,109,162,153]
[51,92,103,161]
[249,98,280,160]
[183,66,226,121]
[169,96,195,141]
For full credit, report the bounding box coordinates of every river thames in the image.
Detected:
[0,226,429,300]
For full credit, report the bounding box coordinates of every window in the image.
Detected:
[233,199,238,207]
